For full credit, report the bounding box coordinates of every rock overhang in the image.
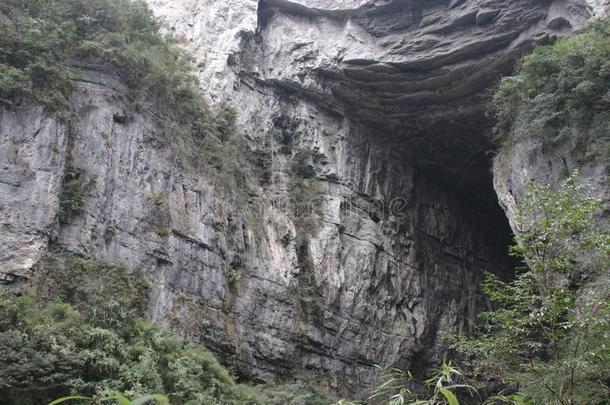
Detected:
[249,0,592,204]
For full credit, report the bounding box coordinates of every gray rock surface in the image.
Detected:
[0,105,67,287]
[493,123,610,235]
[0,0,601,397]
[492,0,610,232]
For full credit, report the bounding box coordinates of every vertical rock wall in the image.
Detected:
[0,0,599,396]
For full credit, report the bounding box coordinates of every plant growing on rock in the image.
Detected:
[156,227,170,237]
[450,172,610,404]
[0,252,335,404]
[58,173,87,220]
[289,147,325,236]
[225,260,244,289]
[0,0,208,132]
[287,147,325,310]
[492,17,610,168]
[149,192,166,207]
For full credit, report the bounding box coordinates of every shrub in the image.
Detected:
[59,173,87,220]
[199,104,249,179]
[334,361,476,405]
[450,173,610,404]
[0,65,30,106]
[492,17,610,157]
[0,252,335,404]
[156,227,170,237]
[0,0,210,137]
[225,262,243,288]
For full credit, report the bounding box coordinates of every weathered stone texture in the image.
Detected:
[1,0,602,396]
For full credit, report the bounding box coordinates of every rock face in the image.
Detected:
[491,1,610,232]
[0,0,599,397]
[493,115,610,234]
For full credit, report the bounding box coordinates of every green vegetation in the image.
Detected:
[492,18,610,164]
[50,392,169,405]
[0,252,334,404]
[59,173,87,220]
[339,172,609,405]
[105,223,118,243]
[449,172,610,404]
[225,261,244,289]
[464,20,610,402]
[156,227,170,237]
[335,361,476,405]
[288,148,325,309]
[368,361,475,405]
[198,104,250,184]
[253,147,274,185]
[147,191,172,237]
[149,192,166,207]
[0,0,207,135]
[1,0,265,232]
[192,103,269,234]
[289,148,324,238]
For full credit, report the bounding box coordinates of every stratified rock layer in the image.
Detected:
[0,0,598,396]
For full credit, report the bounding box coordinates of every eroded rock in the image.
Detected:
[0,0,602,397]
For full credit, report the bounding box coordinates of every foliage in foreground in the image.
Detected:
[369,361,475,405]
[0,253,333,405]
[450,172,610,404]
[492,17,610,168]
[334,361,476,405]
[50,392,169,405]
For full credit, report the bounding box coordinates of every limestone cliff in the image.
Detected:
[0,0,601,396]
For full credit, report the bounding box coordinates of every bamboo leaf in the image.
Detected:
[111,392,131,405]
[440,388,459,405]
[48,396,94,405]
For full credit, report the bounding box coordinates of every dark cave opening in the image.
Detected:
[352,110,520,380]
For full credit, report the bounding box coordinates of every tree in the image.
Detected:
[452,172,610,404]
